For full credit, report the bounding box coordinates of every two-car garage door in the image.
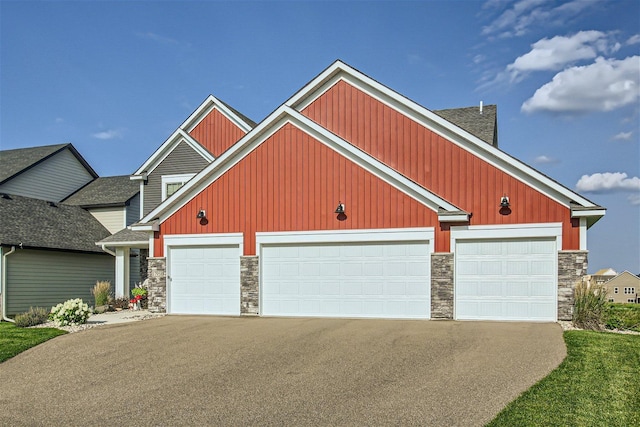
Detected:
[261,241,431,319]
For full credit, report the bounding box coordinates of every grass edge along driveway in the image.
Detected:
[487,330,640,427]
[0,322,67,363]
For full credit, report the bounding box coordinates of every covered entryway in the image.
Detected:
[258,229,433,319]
[166,234,242,315]
[455,238,557,321]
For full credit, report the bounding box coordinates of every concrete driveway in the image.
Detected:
[0,317,565,426]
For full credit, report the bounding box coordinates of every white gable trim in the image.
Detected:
[138,106,464,225]
[286,60,600,211]
[132,129,214,176]
[179,95,254,134]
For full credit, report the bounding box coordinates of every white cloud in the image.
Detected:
[576,172,640,193]
[627,34,640,45]
[628,194,640,205]
[533,155,559,164]
[481,0,600,38]
[92,129,123,140]
[507,31,619,81]
[521,56,640,114]
[612,131,633,141]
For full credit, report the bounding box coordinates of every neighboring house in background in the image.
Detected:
[0,194,114,315]
[0,144,115,317]
[101,95,256,298]
[0,143,98,202]
[130,60,605,322]
[603,271,640,304]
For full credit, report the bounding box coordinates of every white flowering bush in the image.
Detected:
[50,298,92,326]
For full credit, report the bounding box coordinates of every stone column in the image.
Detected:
[147,257,167,313]
[240,256,259,315]
[431,253,454,319]
[557,251,588,321]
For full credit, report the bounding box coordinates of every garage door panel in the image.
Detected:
[169,245,240,315]
[262,241,431,319]
[455,238,556,321]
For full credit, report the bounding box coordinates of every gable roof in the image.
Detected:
[132,96,255,178]
[0,193,111,253]
[135,105,467,226]
[285,60,603,223]
[433,105,498,147]
[134,60,604,228]
[606,270,640,285]
[63,175,140,208]
[0,143,98,185]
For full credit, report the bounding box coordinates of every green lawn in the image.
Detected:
[0,322,67,363]
[487,330,640,427]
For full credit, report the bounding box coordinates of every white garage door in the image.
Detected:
[261,241,431,319]
[168,245,240,315]
[455,239,557,321]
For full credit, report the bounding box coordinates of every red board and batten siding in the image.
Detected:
[155,123,438,257]
[301,80,580,250]
[189,108,247,157]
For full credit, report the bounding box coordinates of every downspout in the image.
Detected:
[2,246,16,322]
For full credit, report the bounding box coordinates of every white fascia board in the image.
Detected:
[288,61,598,210]
[438,212,470,223]
[180,95,253,134]
[132,129,214,176]
[256,228,435,246]
[450,222,563,253]
[571,207,607,218]
[130,223,159,232]
[129,174,147,181]
[139,106,462,225]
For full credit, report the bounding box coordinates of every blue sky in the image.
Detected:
[1,0,638,273]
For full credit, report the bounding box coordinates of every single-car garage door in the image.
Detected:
[455,238,557,321]
[168,245,240,315]
[261,240,431,319]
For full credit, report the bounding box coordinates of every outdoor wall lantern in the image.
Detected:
[334,201,345,214]
[500,195,510,208]
[196,209,206,219]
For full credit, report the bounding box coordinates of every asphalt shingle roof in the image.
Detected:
[0,143,98,184]
[97,228,150,245]
[0,193,111,253]
[63,175,140,207]
[434,105,498,147]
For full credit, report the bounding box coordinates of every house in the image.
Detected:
[0,144,116,316]
[602,271,639,304]
[125,60,604,322]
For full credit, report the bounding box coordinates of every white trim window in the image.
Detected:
[161,174,195,201]
[624,287,635,295]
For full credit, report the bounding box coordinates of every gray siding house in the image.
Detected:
[0,144,137,317]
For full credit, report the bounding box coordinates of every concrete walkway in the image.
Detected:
[0,317,566,426]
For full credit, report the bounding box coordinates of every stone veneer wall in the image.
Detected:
[557,251,588,321]
[431,253,454,319]
[139,249,149,282]
[241,256,259,315]
[147,257,166,313]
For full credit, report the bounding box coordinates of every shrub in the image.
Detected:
[604,303,640,332]
[91,280,111,307]
[14,307,49,327]
[49,299,92,326]
[111,297,130,310]
[573,281,607,330]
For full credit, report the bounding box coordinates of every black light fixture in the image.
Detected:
[500,195,510,208]
[196,209,206,219]
[334,201,345,214]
